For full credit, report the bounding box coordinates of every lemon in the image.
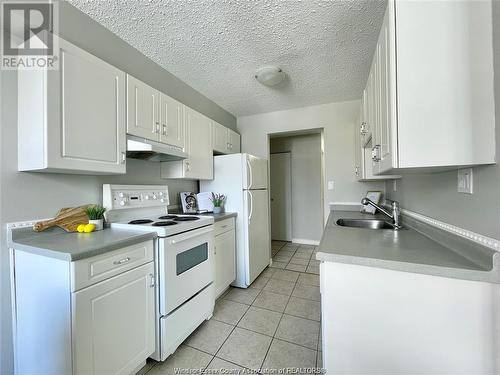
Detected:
[83,223,96,233]
[77,224,86,233]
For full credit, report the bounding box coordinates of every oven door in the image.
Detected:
[158,225,213,315]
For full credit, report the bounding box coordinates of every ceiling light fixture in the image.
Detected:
[254,66,286,86]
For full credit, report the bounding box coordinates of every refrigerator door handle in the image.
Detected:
[246,157,253,189]
[247,190,254,221]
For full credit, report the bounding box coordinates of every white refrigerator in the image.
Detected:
[201,153,270,288]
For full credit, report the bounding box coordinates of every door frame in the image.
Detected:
[269,151,292,241]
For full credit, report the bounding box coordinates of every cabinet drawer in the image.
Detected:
[214,218,235,236]
[71,240,154,291]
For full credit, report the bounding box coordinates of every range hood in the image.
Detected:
[126,135,188,161]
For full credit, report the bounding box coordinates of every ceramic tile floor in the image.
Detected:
[138,241,322,375]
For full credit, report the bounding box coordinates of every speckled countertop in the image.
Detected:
[8,226,157,261]
[317,211,500,283]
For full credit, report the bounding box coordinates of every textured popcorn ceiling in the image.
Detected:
[68,0,386,116]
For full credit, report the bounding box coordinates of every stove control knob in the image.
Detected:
[160,198,166,203]
[152,194,157,200]
[159,192,164,196]
[118,192,125,198]
[144,195,150,200]
[119,200,126,206]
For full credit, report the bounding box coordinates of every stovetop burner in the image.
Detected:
[174,217,200,222]
[152,221,178,227]
[158,215,179,220]
[128,219,154,225]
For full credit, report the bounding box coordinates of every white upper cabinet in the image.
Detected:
[127,75,160,142]
[212,122,229,153]
[161,107,213,180]
[160,94,185,149]
[212,122,241,154]
[127,75,185,150]
[18,38,126,174]
[368,0,495,174]
[228,129,241,153]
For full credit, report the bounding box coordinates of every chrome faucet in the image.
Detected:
[361,198,402,229]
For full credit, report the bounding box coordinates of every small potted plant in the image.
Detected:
[210,193,226,214]
[85,205,107,231]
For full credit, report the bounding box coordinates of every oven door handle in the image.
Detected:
[169,226,213,244]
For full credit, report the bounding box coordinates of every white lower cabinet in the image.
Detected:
[11,241,155,375]
[73,263,155,375]
[213,218,236,297]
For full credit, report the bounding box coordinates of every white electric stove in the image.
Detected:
[103,184,215,361]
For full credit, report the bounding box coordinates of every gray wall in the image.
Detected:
[270,134,323,242]
[385,1,500,240]
[0,3,236,373]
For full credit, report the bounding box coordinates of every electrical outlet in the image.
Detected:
[457,168,473,194]
[327,181,334,190]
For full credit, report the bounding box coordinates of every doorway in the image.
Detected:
[269,132,323,244]
[270,152,292,241]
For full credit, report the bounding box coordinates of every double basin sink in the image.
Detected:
[336,218,401,230]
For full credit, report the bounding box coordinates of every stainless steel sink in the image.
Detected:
[336,218,398,230]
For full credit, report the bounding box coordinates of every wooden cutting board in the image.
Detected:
[33,205,91,233]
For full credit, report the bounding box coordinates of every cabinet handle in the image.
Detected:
[185,161,190,172]
[121,152,126,164]
[162,124,167,136]
[227,142,230,150]
[149,273,155,288]
[360,122,367,135]
[372,145,381,162]
[113,257,130,265]
[155,122,160,133]
[355,166,359,176]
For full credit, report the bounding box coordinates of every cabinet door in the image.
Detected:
[354,109,363,180]
[127,75,159,141]
[378,3,397,173]
[159,93,185,148]
[371,41,382,175]
[228,129,241,153]
[73,262,155,375]
[212,122,229,153]
[183,108,214,179]
[214,230,236,297]
[49,39,126,173]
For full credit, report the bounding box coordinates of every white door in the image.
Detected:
[159,93,185,148]
[72,262,155,375]
[228,129,241,154]
[214,229,236,297]
[212,122,228,153]
[244,189,270,285]
[270,153,292,241]
[126,75,159,141]
[183,108,213,180]
[53,39,126,173]
[243,154,268,189]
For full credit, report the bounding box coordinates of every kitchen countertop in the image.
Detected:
[8,226,157,261]
[316,210,500,283]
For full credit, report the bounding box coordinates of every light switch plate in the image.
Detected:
[457,168,473,194]
[327,181,334,190]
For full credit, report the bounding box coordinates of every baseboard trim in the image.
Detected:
[402,209,500,251]
[292,238,320,246]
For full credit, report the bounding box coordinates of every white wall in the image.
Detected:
[270,134,323,242]
[237,101,386,222]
